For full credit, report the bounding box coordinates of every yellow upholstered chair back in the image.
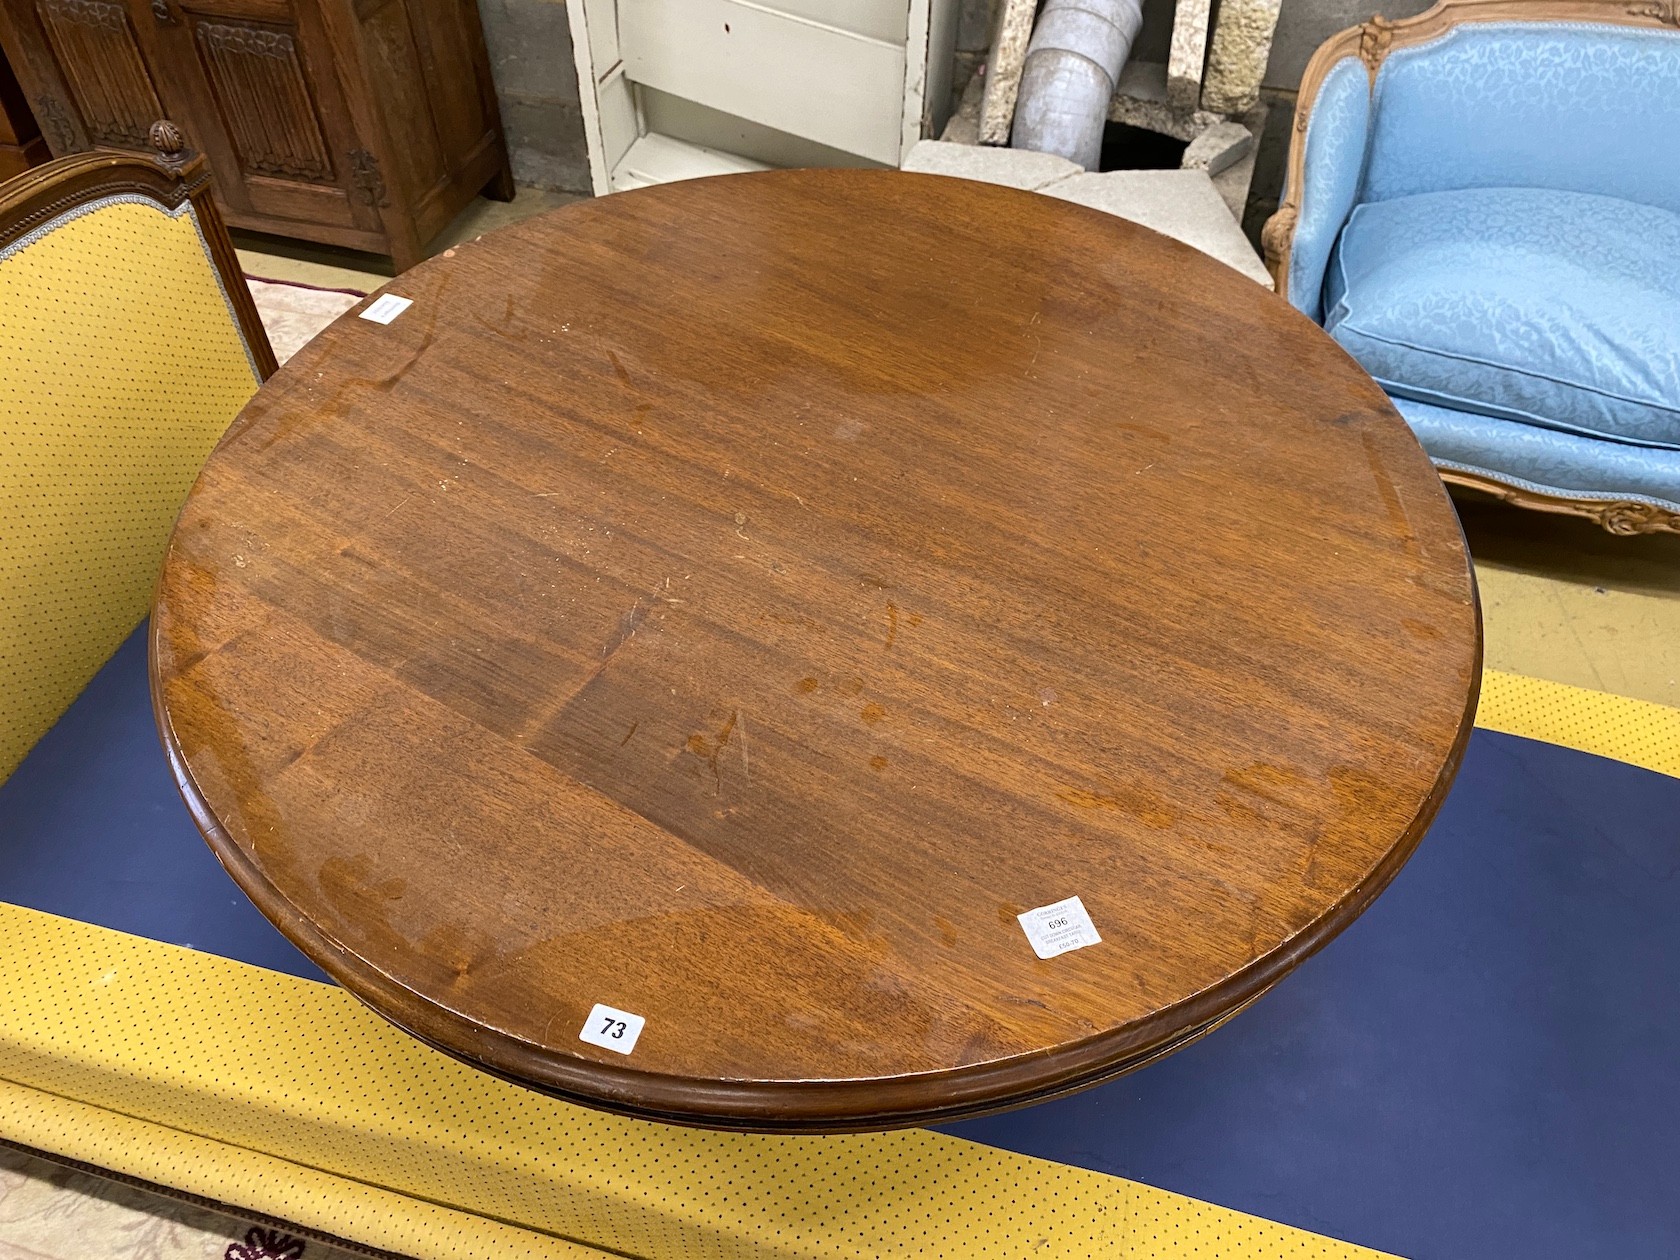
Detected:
[0,125,275,782]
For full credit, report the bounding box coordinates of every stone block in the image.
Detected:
[1210,144,1256,220]
[1039,168,1273,284]
[1201,0,1283,115]
[1108,61,1221,141]
[902,141,1271,285]
[903,139,1082,190]
[1167,0,1211,111]
[1181,120,1252,175]
[979,0,1039,145]
[941,72,987,145]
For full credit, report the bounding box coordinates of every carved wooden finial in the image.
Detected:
[149,119,187,168]
[1359,16,1395,77]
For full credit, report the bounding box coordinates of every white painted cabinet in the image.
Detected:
[566,0,960,194]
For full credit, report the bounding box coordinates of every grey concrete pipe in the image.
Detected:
[1011,0,1144,171]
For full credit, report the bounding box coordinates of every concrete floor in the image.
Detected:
[238,187,1680,714]
[1457,495,1680,708]
[234,185,581,292]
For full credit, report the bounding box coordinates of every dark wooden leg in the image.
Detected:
[483,156,516,203]
[388,223,426,273]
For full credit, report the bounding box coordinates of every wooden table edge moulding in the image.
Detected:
[151,168,1483,1133]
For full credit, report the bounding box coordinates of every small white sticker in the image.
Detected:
[579,1003,645,1054]
[359,293,413,324]
[1018,896,1102,960]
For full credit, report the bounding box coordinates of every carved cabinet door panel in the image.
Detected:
[1,0,506,267]
[139,0,379,235]
[0,0,165,153]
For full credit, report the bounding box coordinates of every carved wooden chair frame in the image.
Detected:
[1261,0,1680,536]
[0,120,277,379]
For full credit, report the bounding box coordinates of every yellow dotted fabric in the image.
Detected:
[0,903,1392,1260]
[0,196,259,782]
[0,1079,587,1260]
[1477,669,1680,780]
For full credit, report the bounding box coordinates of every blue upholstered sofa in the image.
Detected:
[1262,0,1680,535]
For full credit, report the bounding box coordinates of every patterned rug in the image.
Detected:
[0,1146,367,1260]
[243,278,363,365]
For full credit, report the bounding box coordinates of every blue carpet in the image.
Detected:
[0,625,329,983]
[3,624,1677,1257]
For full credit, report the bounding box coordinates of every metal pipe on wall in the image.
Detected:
[1011,0,1144,170]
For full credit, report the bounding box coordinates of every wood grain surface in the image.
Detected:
[152,169,1481,1131]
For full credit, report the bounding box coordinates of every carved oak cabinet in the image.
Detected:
[0,45,48,176]
[0,0,512,270]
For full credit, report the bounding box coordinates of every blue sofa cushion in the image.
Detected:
[1389,396,1680,515]
[1324,187,1680,450]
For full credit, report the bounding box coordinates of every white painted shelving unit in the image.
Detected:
[566,0,960,194]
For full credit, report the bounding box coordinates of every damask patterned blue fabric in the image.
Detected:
[1325,187,1680,449]
[1282,17,1680,506]
[1392,397,1680,512]
[1285,55,1370,323]
[1366,22,1680,214]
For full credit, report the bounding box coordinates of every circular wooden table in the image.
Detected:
[153,169,1481,1132]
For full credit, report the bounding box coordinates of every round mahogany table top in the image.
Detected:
[153,169,1481,1132]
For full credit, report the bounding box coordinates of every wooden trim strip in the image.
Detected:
[1443,469,1680,535]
